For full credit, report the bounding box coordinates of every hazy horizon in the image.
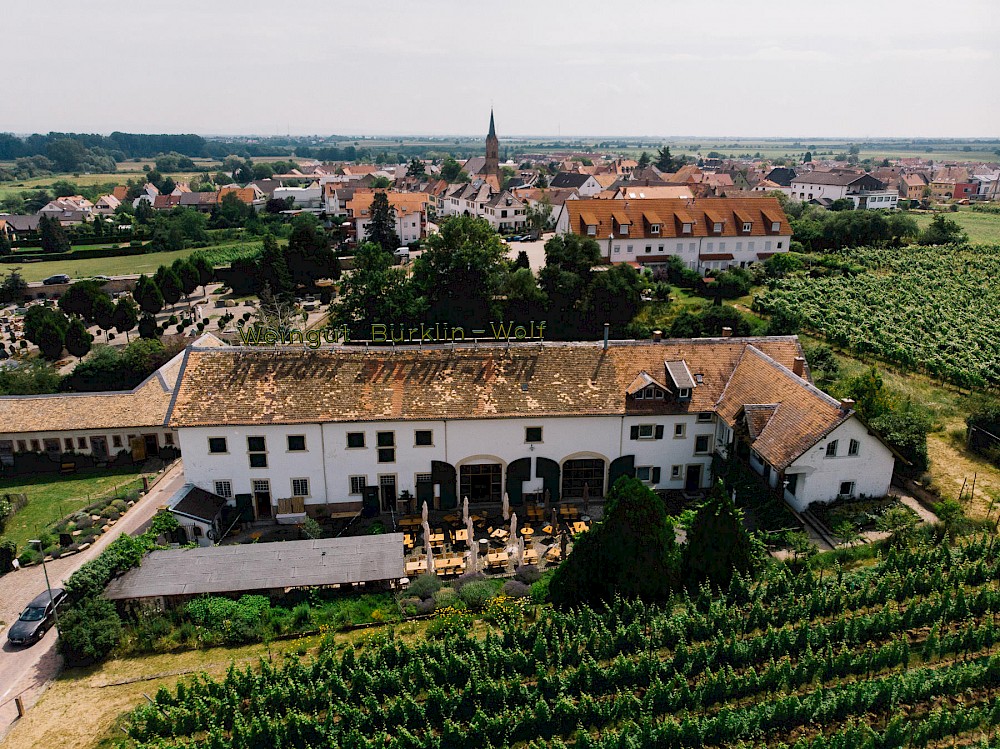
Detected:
[3,0,997,139]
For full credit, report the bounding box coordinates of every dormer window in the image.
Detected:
[713,222,723,233]
[586,224,596,236]
[637,385,664,400]
[771,221,781,232]
[650,223,660,234]
[678,388,691,399]
[682,222,692,234]
[742,222,752,232]
[619,224,629,236]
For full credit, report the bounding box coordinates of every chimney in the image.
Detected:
[603,322,610,350]
[839,398,855,412]
[792,356,805,377]
[721,327,733,337]
[652,330,662,343]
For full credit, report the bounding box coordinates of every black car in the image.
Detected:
[6,588,66,646]
[42,274,71,285]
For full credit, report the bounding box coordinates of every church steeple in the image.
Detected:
[484,109,500,187]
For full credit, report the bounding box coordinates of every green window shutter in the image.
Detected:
[630,426,640,440]
[654,425,665,439]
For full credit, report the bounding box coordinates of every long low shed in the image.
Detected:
[104,534,405,602]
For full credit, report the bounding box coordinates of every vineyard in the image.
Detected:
[121,537,1000,749]
[753,244,1000,388]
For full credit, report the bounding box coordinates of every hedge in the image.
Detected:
[2,244,149,263]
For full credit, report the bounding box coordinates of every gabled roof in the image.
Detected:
[626,371,668,396]
[664,360,696,390]
[716,346,851,470]
[550,173,594,189]
[790,171,872,187]
[170,484,227,523]
[743,403,779,439]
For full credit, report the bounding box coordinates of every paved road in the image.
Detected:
[0,461,186,739]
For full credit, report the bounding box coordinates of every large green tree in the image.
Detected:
[58,280,108,322]
[64,318,93,357]
[112,297,139,340]
[332,242,426,338]
[549,477,680,607]
[285,213,338,288]
[257,234,293,300]
[411,216,507,330]
[155,266,183,308]
[38,215,70,253]
[134,274,164,315]
[366,192,400,253]
[682,479,758,590]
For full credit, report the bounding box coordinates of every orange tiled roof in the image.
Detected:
[217,187,257,204]
[112,186,128,200]
[168,337,809,428]
[565,197,791,240]
[347,190,429,217]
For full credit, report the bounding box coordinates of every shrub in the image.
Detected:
[452,571,485,592]
[58,596,123,665]
[17,548,40,566]
[0,538,17,573]
[530,577,550,604]
[406,573,442,600]
[502,580,530,598]
[291,602,312,629]
[514,565,541,584]
[458,580,497,612]
[111,499,127,512]
[414,598,436,615]
[432,587,461,610]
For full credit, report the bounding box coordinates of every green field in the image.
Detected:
[3,240,262,283]
[0,466,148,550]
[911,209,1000,245]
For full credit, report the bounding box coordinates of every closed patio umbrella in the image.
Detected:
[463,496,470,524]
[510,511,518,541]
[466,515,475,550]
[427,543,435,575]
[502,492,510,521]
[582,483,590,515]
[423,519,432,556]
[516,535,525,566]
[421,499,428,523]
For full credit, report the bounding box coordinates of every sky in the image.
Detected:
[3,0,997,139]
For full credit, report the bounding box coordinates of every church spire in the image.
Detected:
[488,109,496,138]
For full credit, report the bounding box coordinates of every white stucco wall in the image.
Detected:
[782,416,895,512]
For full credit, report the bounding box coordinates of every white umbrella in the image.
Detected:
[421,500,428,522]
[427,543,435,575]
[502,492,510,521]
[463,496,470,524]
[466,515,475,549]
[517,535,525,566]
[510,511,518,541]
[423,519,432,556]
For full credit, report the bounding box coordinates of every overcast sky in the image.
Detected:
[3,0,997,138]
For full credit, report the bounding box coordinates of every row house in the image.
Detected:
[166,336,895,520]
[786,172,897,210]
[555,196,792,272]
[346,190,430,246]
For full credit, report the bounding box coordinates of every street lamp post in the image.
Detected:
[28,539,60,634]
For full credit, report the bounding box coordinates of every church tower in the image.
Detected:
[484,109,500,186]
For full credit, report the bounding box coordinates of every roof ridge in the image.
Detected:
[743,345,845,411]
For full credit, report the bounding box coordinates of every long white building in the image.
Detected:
[166,337,896,520]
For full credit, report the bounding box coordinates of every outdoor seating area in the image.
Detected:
[397,495,593,578]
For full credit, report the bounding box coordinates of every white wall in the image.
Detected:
[782,416,895,512]
[178,412,721,512]
[608,235,791,270]
[7,427,174,457]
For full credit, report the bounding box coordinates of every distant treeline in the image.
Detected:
[0,132,208,161]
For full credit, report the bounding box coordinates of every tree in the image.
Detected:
[64,318,93,358]
[407,158,427,179]
[24,306,69,359]
[133,274,164,315]
[189,253,215,295]
[525,198,553,237]
[138,314,159,340]
[876,506,918,547]
[45,138,87,171]
[172,258,200,301]
[58,596,123,666]
[637,151,651,169]
[803,151,812,163]
[92,294,116,340]
[38,215,70,253]
[0,229,11,257]
[112,297,139,340]
[513,250,530,270]
[844,366,896,420]
[58,280,107,322]
[0,358,60,395]
[285,213,338,288]
[411,216,507,330]
[257,234,293,300]
[919,214,967,245]
[157,267,183,308]
[549,477,680,607]
[0,269,27,304]
[682,480,757,590]
[332,242,426,338]
[440,157,465,182]
[370,175,392,189]
[870,407,930,474]
[655,146,681,173]
[366,192,400,253]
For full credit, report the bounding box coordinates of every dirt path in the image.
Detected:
[926,428,1000,519]
[0,461,186,741]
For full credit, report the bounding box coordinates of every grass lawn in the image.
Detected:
[0,466,150,549]
[910,209,1000,245]
[4,240,258,283]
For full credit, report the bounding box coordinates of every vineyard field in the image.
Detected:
[121,537,1000,749]
[753,244,1000,388]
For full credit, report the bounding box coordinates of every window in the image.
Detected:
[377,431,394,447]
[17,440,27,452]
[743,222,752,232]
[346,432,365,449]
[785,474,798,496]
[771,221,781,232]
[848,439,860,456]
[671,465,682,479]
[778,241,783,248]
[695,435,711,454]
[112,435,123,448]
[839,481,855,497]
[415,473,432,484]
[650,223,660,234]
[636,466,651,481]
[674,423,686,438]
[645,245,652,254]
[164,433,174,445]
[77,437,87,449]
[525,427,543,443]
[292,478,310,496]
[248,436,267,468]
[349,476,367,494]
[378,447,395,463]
[697,412,713,423]
[678,388,691,399]
[64,438,74,451]
[208,437,228,454]
[713,222,723,232]
[626,244,633,253]
[638,424,654,439]
[586,224,596,236]
[415,429,433,446]
[287,435,306,452]
[682,222,692,234]
[620,224,629,236]
[214,480,233,499]
[826,440,839,458]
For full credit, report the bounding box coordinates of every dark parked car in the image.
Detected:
[42,274,71,285]
[6,588,66,646]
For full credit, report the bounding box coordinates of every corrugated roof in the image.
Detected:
[104,534,406,600]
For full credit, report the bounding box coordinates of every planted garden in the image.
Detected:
[121,535,1000,749]
[753,243,1000,388]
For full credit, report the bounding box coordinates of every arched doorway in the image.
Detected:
[458,456,505,503]
[561,456,607,499]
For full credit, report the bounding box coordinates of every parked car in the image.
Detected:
[91,275,111,282]
[6,588,66,646]
[42,274,71,285]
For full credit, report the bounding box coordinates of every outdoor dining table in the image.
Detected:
[486,550,509,567]
[489,527,509,539]
[405,558,428,575]
[520,526,535,537]
[523,548,540,565]
[571,521,589,534]
[541,524,554,535]
[399,517,422,528]
[454,528,469,544]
